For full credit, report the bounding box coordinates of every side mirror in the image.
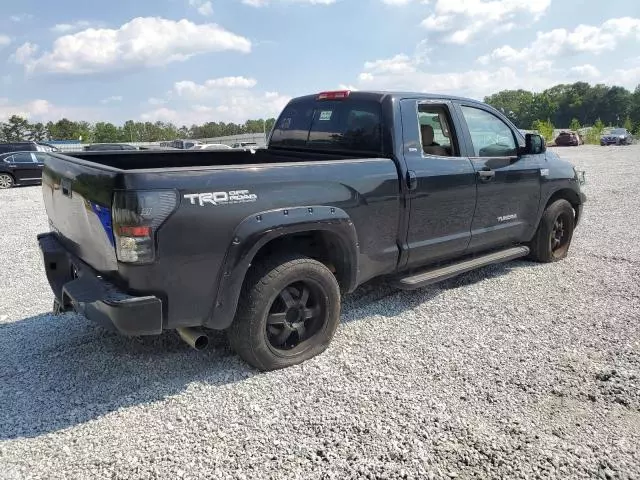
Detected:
[524,133,546,155]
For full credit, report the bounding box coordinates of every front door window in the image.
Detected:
[460,106,517,157]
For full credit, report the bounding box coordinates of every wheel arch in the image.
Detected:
[205,206,359,330]
[545,188,582,224]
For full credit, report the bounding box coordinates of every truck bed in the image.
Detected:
[62,147,379,171]
[40,146,402,329]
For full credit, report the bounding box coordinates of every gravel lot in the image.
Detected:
[1,145,639,480]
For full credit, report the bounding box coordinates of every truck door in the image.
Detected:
[399,99,477,268]
[453,103,542,252]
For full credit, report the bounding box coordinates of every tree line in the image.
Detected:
[484,81,640,142]
[1,81,639,144]
[0,116,277,144]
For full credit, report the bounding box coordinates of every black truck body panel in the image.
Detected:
[37,91,586,335]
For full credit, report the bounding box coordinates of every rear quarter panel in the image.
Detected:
[122,158,401,329]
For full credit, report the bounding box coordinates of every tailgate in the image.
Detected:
[42,153,119,273]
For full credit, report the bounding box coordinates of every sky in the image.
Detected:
[0,0,639,125]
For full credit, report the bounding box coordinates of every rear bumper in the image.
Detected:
[37,232,163,336]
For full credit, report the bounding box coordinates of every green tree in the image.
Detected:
[569,118,581,131]
[623,116,633,132]
[1,115,31,141]
[121,120,137,142]
[48,118,79,140]
[94,122,120,142]
[585,118,605,144]
[531,118,555,143]
[484,89,535,128]
[29,122,48,141]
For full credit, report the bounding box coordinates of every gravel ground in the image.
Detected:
[1,145,639,480]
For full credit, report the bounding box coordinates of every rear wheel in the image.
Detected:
[528,199,575,263]
[227,254,341,371]
[0,174,14,189]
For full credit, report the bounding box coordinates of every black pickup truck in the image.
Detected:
[37,90,586,371]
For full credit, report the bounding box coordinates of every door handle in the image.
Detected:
[407,170,417,191]
[478,169,495,181]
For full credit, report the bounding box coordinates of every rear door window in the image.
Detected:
[12,152,36,163]
[270,98,383,154]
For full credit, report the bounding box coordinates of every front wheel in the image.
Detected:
[227,254,341,371]
[0,173,14,189]
[528,199,576,263]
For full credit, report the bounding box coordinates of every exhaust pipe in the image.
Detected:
[177,327,209,351]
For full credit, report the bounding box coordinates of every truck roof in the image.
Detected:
[290,90,486,106]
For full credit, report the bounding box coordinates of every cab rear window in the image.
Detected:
[270,98,383,154]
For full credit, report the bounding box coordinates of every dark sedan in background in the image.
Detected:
[554,131,583,146]
[0,151,54,189]
[601,128,633,146]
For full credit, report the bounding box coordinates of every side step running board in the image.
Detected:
[392,246,530,290]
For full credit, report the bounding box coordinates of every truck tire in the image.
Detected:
[227,253,341,371]
[528,199,575,263]
[0,173,14,189]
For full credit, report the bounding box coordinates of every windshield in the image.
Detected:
[270,98,383,154]
[611,128,627,134]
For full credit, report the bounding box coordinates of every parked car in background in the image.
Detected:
[231,141,259,149]
[601,128,632,146]
[0,141,60,154]
[161,139,204,149]
[554,131,582,146]
[0,151,54,188]
[191,143,233,150]
[83,143,139,151]
[139,145,181,150]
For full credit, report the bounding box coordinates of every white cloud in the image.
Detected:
[15,17,251,75]
[364,54,416,75]
[353,38,640,102]
[100,96,123,104]
[570,64,601,78]
[420,0,551,44]
[174,76,258,98]
[189,0,214,16]
[51,21,98,34]
[0,35,11,48]
[478,17,640,66]
[148,97,169,106]
[603,66,640,89]
[357,62,540,99]
[0,98,99,123]
[10,14,33,23]
[359,41,430,80]
[140,90,291,124]
[241,0,335,6]
[12,42,38,63]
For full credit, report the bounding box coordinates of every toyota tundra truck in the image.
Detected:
[37,90,587,371]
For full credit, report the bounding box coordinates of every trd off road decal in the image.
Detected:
[183,190,258,207]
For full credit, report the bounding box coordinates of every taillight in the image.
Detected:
[112,190,177,264]
[317,90,350,100]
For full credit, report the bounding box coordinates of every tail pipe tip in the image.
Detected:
[177,327,209,351]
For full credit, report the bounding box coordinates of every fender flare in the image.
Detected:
[205,205,359,330]
[529,181,586,241]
